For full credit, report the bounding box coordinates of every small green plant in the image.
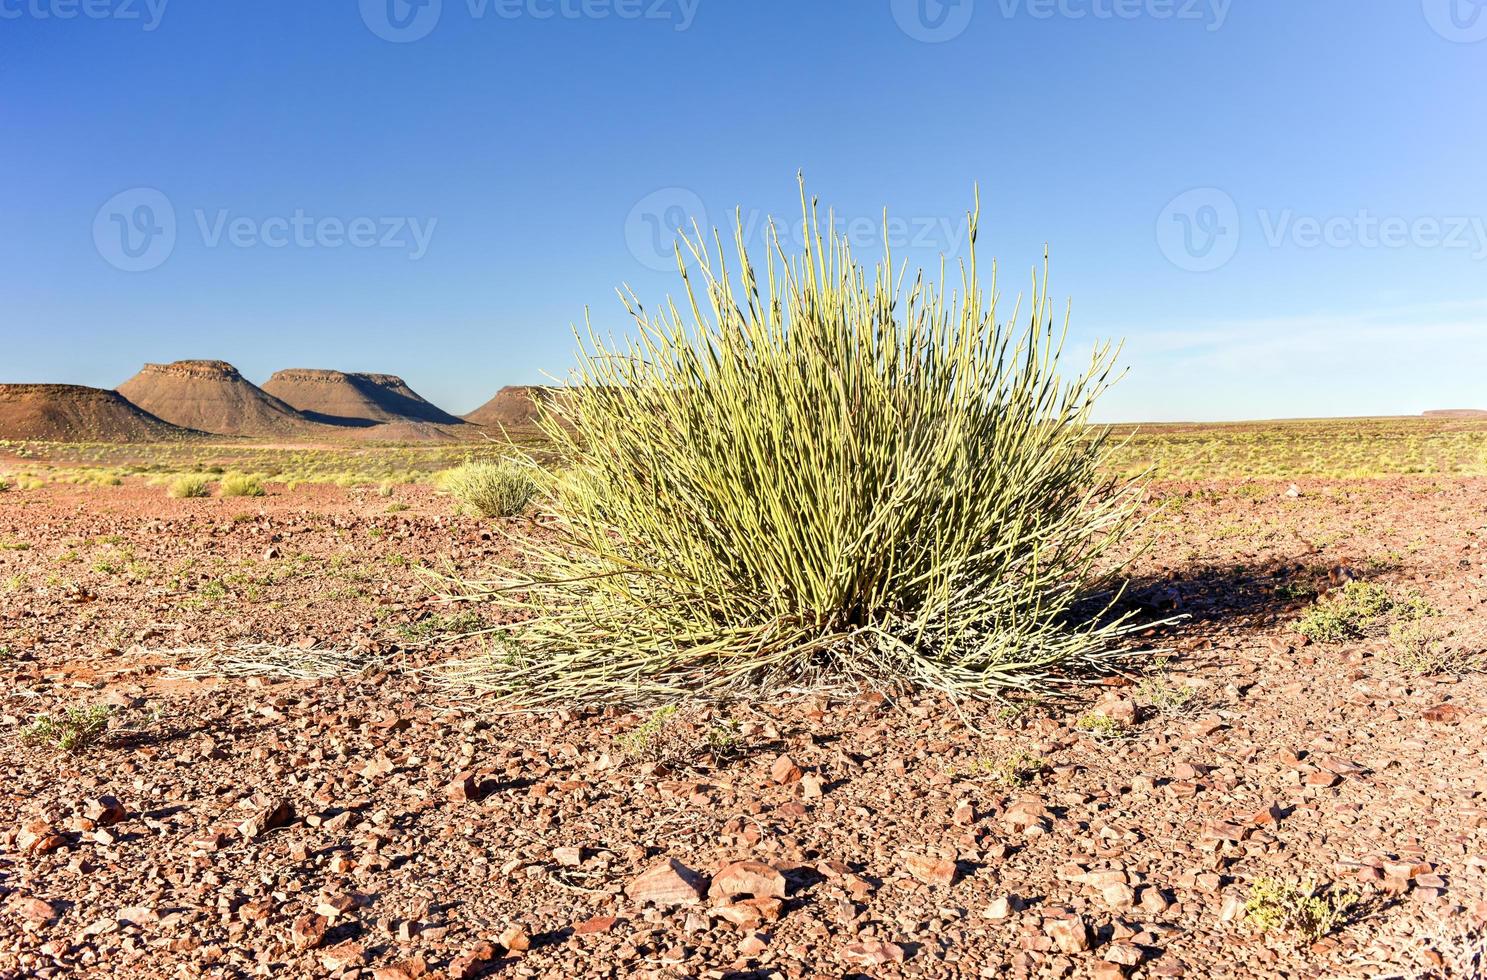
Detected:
[398,609,485,641]
[169,475,212,499]
[386,502,409,514]
[219,473,266,498]
[617,706,742,768]
[1385,619,1458,675]
[1137,675,1197,717]
[1243,877,1359,942]
[439,461,537,518]
[1075,712,1132,742]
[22,704,114,753]
[1296,581,1394,643]
[0,477,11,492]
[990,750,1047,785]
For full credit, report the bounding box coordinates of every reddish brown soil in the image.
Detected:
[0,385,197,443]
[0,478,1483,978]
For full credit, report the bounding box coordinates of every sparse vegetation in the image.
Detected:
[1243,877,1359,942]
[439,460,537,518]
[1385,618,1460,675]
[219,473,266,498]
[446,187,1143,703]
[1296,581,1395,643]
[21,704,114,753]
[616,705,743,768]
[169,474,212,499]
[1075,712,1133,741]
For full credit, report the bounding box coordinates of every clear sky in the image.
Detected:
[3,0,1485,421]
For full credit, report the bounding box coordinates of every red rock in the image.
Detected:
[446,772,480,802]
[709,860,788,900]
[573,915,617,935]
[237,795,294,839]
[318,942,366,971]
[712,897,784,928]
[626,857,708,906]
[498,925,531,954]
[1423,703,1466,724]
[448,941,497,979]
[8,895,59,926]
[839,941,907,966]
[903,852,958,887]
[17,822,68,855]
[290,913,327,950]
[738,931,769,956]
[553,846,585,867]
[84,795,126,827]
[1045,915,1092,953]
[770,753,803,785]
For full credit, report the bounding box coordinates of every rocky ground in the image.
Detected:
[0,477,1483,978]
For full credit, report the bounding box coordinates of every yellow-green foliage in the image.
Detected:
[219,473,266,498]
[22,704,114,753]
[439,461,537,518]
[169,475,212,499]
[1244,878,1358,941]
[1296,581,1431,643]
[445,183,1143,703]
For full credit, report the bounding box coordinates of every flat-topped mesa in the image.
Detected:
[117,360,311,437]
[131,360,247,381]
[262,368,466,428]
[0,383,196,441]
[464,385,556,429]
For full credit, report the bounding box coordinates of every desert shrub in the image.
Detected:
[446,184,1142,703]
[1385,619,1458,675]
[1296,581,1394,643]
[1074,711,1132,741]
[219,473,266,498]
[1244,878,1358,941]
[22,704,114,753]
[0,477,11,492]
[616,705,743,768]
[169,475,212,499]
[439,461,537,518]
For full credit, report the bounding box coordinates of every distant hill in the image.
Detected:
[263,369,466,428]
[0,384,197,442]
[464,386,555,430]
[117,360,313,437]
[1424,409,1487,418]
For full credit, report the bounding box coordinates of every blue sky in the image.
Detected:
[3,0,1485,420]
